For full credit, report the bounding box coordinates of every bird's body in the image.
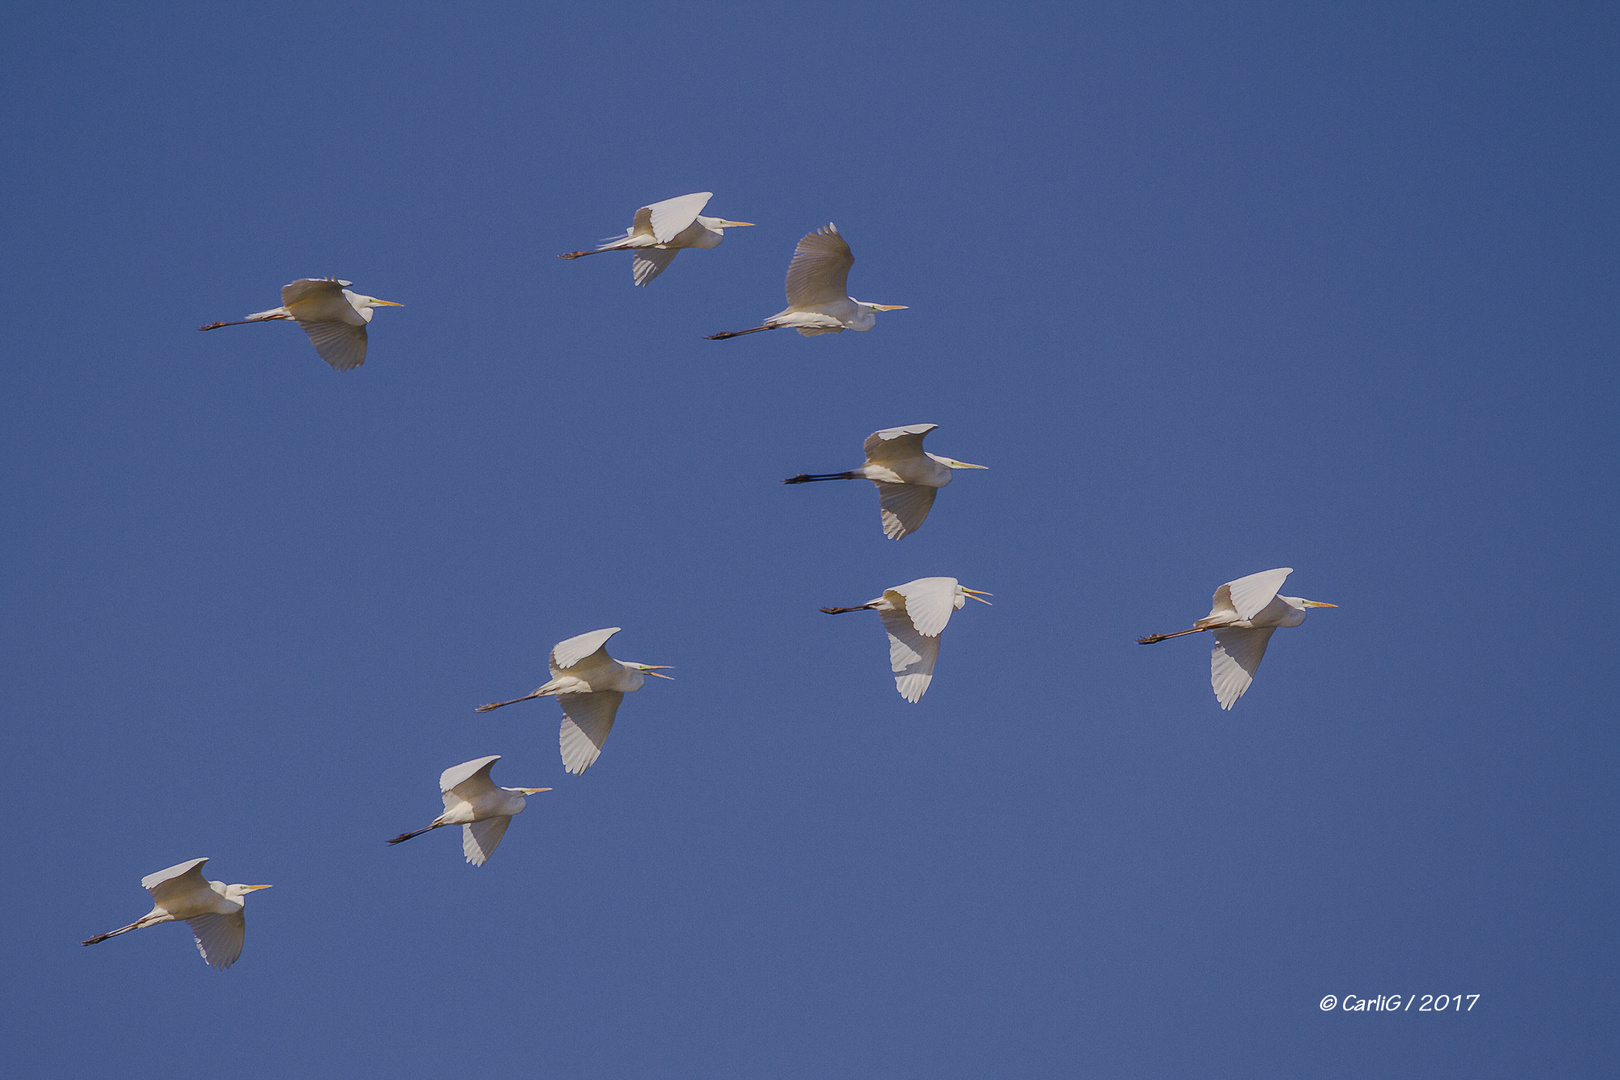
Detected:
[707,223,905,339]
[199,278,402,371]
[1137,567,1336,709]
[388,756,549,866]
[476,628,671,775]
[784,424,986,538]
[822,577,990,702]
[559,192,753,285]
[80,858,270,970]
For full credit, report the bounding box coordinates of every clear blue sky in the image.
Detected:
[3,3,1615,1077]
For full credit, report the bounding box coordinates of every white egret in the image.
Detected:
[784,423,986,539]
[199,277,402,371]
[707,223,905,339]
[477,628,671,775]
[388,755,550,866]
[822,577,991,702]
[559,192,754,286]
[80,858,271,970]
[1137,567,1336,709]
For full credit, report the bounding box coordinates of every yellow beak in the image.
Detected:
[961,588,994,605]
[372,299,405,307]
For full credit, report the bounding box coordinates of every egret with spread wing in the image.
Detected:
[560,192,754,285]
[707,223,905,338]
[80,858,271,970]
[1137,567,1336,709]
[477,628,671,775]
[388,756,550,866]
[784,424,986,538]
[199,278,402,371]
[822,577,990,702]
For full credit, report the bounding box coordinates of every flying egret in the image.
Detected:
[199,277,402,371]
[1137,567,1336,709]
[476,628,671,775]
[388,755,550,866]
[822,577,991,702]
[784,424,986,539]
[80,858,271,970]
[707,223,906,339]
[559,192,754,286]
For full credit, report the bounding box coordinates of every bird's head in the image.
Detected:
[1281,596,1337,613]
[927,453,988,471]
[356,295,404,311]
[626,663,675,681]
[700,216,755,233]
[855,300,908,314]
[224,884,273,900]
[959,587,994,606]
[517,787,553,796]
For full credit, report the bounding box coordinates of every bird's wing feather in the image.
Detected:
[143,859,210,902]
[297,318,367,371]
[1211,627,1276,709]
[1221,568,1293,621]
[440,755,501,796]
[862,424,937,462]
[632,248,680,286]
[890,578,958,637]
[186,911,246,970]
[551,627,621,672]
[279,278,345,306]
[558,691,623,775]
[462,817,511,866]
[784,224,854,307]
[874,482,937,539]
[645,192,712,242]
[878,608,941,703]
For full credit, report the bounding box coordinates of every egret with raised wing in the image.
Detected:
[560,192,754,285]
[477,628,671,775]
[1137,567,1336,709]
[707,223,905,338]
[199,277,402,371]
[822,577,990,702]
[388,756,550,866]
[784,423,985,538]
[80,858,271,970]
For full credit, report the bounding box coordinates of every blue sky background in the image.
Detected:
[2,2,1615,1076]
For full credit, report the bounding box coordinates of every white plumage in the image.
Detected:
[1137,568,1336,709]
[822,577,991,702]
[707,223,906,339]
[476,628,671,775]
[199,277,402,370]
[80,858,271,970]
[388,755,550,866]
[783,424,987,538]
[559,192,754,285]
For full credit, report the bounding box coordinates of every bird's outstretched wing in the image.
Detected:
[1213,568,1293,622]
[279,278,348,307]
[558,691,624,775]
[462,817,511,866]
[632,248,680,286]
[551,628,621,673]
[295,317,367,371]
[878,607,942,703]
[862,424,937,463]
[784,224,854,307]
[889,578,959,638]
[142,859,210,904]
[1211,627,1276,709]
[644,192,712,242]
[186,911,246,970]
[874,482,937,539]
[440,756,501,799]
